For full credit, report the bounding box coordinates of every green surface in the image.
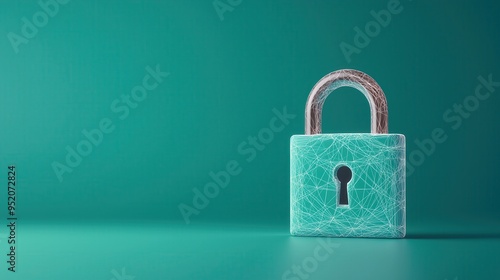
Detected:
[0,0,499,279]
[2,222,500,279]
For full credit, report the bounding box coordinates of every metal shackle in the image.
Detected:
[305,69,388,135]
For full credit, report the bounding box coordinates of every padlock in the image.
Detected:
[290,69,406,238]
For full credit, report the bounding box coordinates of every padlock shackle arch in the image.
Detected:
[305,69,388,135]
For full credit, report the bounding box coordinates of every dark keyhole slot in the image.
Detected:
[336,165,352,205]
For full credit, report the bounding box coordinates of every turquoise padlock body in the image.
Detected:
[290,133,406,238]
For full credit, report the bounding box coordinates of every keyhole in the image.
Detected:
[336,165,352,206]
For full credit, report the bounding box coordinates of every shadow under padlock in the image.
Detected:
[290,69,406,238]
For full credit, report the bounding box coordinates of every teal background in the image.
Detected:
[0,0,499,279]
